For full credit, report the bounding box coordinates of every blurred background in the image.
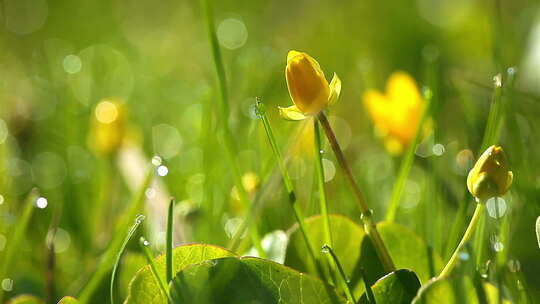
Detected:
[0,0,539,302]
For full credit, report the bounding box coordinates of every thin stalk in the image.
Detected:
[78,168,153,303]
[322,245,356,304]
[314,120,333,248]
[361,268,376,304]
[385,88,433,221]
[166,198,174,283]
[139,237,171,301]
[318,112,395,273]
[256,100,320,273]
[438,203,485,279]
[110,215,145,304]
[200,0,264,257]
[0,189,39,303]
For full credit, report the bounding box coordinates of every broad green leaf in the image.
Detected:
[170,256,347,304]
[361,221,443,286]
[6,294,44,304]
[358,269,421,304]
[124,244,236,304]
[119,253,146,299]
[285,214,365,297]
[285,215,442,298]
[412,276,511,304]
[57,296,80,304]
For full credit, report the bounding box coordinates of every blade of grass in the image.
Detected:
[110,214,145,304]
[166,198,174,283]
[199,0,264,257]
[78,168,153,303]
[255,99,324,277]
[322,244,356,304]
[385,88,433,221]
[139,237,171,301]
[318,112,396,273]
[0,188,39,304]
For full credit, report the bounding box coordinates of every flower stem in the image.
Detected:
[438,202,485,279]
[314,119,333,248]
[256,100,321,275]
[317,112,396,273]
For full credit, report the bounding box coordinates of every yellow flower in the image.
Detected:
[363,71,426,155]
[88,99,127,155]
[279,50,341,120]
[467,145,513,201]
[230,172,260,215]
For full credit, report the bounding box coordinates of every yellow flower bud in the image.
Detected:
[467,145,513,201]
[88,99,127,155]
[279,51,341,120]
[286,51,330,115]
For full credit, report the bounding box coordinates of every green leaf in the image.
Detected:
[285,215,442,298]
[412,276,511,304]
[285,214,365,296]
[125,244,236,304]
[361,221,443,286]
[170,256,347,304]
[6,295,44,304]
[57,296,80,304]
[358,269,421,304]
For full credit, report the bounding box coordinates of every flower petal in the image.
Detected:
[278,105,308,121]
[327,73,342,106]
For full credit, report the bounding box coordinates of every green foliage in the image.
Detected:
[412,276,509,304]
[359,269,421,304]
[285,215,443,298]
[125,244,236,304]
[169,256,347,304]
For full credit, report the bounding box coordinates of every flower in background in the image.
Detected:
[467,145,513,201]
[88,99,127,155]
[279,50,341,120]
[230,172,260,215]
[363,71,427,155]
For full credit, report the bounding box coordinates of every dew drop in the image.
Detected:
[151,156,162,166]
[486,197,507,219]
[36,197,48,209]
[0,194,4,205]
[157,165,169,177]
[458,252,470,261]
[493,74,503,88]
[432,143,445,156]
[508,259,521,272]
[1,278,13,291]
[135,214,146,224]
[143,240,149,246]
[145,188,156,199]
[321,245,330,253]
